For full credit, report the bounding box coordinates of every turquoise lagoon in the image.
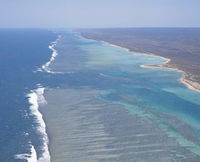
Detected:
[49,30,200,155]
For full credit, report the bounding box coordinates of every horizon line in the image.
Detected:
[1,26,200,29]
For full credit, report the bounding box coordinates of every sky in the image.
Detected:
[0,0,200,28]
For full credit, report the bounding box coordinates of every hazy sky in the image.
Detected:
[0,0,200,28]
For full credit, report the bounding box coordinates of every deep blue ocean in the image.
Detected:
[0,29,58,161]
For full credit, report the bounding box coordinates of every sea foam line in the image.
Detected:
[15,87,50,162]
[15,145,37,162]
[29,88,50,162]
[38,35,63,74]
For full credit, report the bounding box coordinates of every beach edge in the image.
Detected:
[77,33,200,93]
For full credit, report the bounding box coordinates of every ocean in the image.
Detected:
[1,29,200,161]
[0,29,57,161]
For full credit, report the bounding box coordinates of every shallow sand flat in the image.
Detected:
[76,28,200,92]
[40,88,200,162]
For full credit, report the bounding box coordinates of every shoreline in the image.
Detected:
[106,41,200,93]
[80,35,200,93]
[37,31,200,161]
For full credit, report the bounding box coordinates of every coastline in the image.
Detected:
[80,35,200,93]
[109,41,200,93]
[36,31,200,161]
[180,76,200,93]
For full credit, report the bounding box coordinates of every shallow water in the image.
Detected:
[42,30,200,161]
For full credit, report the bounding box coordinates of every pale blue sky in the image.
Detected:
[0,0,200,28]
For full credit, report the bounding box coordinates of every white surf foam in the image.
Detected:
[38,35,63,74]
[27,88,50,162]
[15,145,37,162]
[16,88,50,162]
